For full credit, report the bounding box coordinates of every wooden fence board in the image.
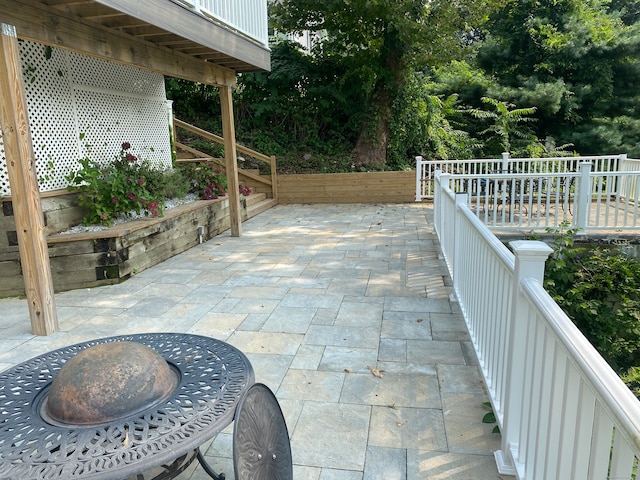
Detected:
[277,171,415,204]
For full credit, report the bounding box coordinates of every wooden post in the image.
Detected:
[0,24,58,335]
[220,83,241,237]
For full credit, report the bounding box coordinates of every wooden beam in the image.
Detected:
[0,24,58,335]
[220,85,241,237]
[0,0,237,86]
[96,0,270,71]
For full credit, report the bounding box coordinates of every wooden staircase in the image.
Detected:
[172,118,278,213]
[245,191,277,220]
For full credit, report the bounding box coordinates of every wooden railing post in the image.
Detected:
[270,155,278,202]
[495,240,553,476]
[219,83,241,237]
[0,23,58,335]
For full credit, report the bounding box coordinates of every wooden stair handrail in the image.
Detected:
[174,118,273,165]
[174,141,272,187]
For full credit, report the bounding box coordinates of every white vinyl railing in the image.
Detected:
[174,0,269,46]
[416,154,628,201]
[428,158,640,232]
[434,172,640,479]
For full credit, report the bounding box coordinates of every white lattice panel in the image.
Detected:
[69,51,166,97]
[0,40,172,197]
[75,91,171,169]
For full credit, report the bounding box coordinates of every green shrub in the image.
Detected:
[544,225,640,375]
[66,143,164,225]
[176,162,227,199]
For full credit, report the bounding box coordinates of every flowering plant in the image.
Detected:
[66,142,163,225]
[179,162,228,200]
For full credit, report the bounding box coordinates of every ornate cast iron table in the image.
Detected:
[0,333,255,480]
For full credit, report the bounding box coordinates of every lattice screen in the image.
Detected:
[0,40,172,197]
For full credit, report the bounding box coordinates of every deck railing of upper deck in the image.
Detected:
[174,0,269,47]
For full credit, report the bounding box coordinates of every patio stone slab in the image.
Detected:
[341,372,441,409]
[226,331,303,355]
[381,313,432,340]
[363,446,407,480]
[304,325,381,349]
[262,305,317,333]
[368,406,447,450]
[384,296,452,314]
[290,344,325,370]
[277,369,345,402]
[378,338,407,362]
[407,450,504,480]
[407,339,466,365]
[318,346,378,373]
[441,393,502,455]
[291,402,370,471]
[438,364,488,395]
[335,301,383,327]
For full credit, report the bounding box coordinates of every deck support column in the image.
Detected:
[0,24,58,335]
[220,83,241,237]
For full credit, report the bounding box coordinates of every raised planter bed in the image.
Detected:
[0,194,273,297]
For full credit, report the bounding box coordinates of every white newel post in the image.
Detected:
[574,162,592,232]
[495,240,553,477]
[501,152,510,173]
[415,156,423,202]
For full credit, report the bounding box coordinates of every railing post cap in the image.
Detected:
[509,240,553,257]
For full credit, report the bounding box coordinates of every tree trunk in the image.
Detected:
[351,87,392,169]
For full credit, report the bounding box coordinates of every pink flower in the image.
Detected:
[137,177,145,186]
[112,196,119,204]
[127,191,137,201]
[126,153,138,162]
[121,142,131,150]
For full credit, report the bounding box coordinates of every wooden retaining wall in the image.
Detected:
[276,171,416,204]
[0,195,255,297]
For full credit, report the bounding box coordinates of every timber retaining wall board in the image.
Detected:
[277,171,415,204]
[0,196,245,297]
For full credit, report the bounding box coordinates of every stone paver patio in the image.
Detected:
[0,203,513,479]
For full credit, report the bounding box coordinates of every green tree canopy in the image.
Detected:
[271,0,502,168]
[476,0,640,154]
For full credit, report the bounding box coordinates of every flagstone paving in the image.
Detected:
[0,203,514,479]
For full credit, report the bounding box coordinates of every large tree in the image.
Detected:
[476,0,640,154]
[271,0,501,168]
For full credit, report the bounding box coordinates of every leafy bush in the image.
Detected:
[66,143,164,225]
[544,226,640,375]
[176,162,227,199]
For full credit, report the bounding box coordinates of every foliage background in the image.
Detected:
[167,0,640,172]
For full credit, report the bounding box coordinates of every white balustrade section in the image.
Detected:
[430,159,640,232]
[433,172,640,479]
[174,0,268,46]
[417,154,628,201]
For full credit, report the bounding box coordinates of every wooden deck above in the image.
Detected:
[1,0,270,85]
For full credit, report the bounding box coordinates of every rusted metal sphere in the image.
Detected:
[45,341,177,426]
